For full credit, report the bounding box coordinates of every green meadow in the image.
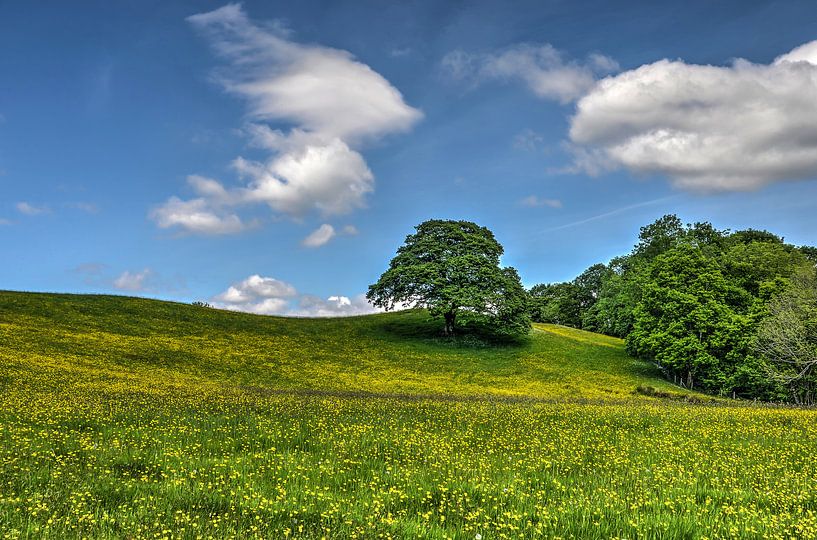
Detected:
[1,291,816,539]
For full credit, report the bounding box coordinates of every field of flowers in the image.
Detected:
[0,291,687,401]
[1,292,816,538]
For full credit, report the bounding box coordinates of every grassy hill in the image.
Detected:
[0,290,685,402]
[1,291,816,539]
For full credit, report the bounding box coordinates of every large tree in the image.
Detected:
[626,245,750,391]
[367,220,530,337]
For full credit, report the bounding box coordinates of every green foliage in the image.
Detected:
[633,214,686,259]
[488,267,532,338]
[535,214,815,403]
[800,245,817,263]
[528,264,610,329]
[581,256,642,337]
[367,219,530,337]
[754,267,817,404]
[622,219,812,400]
[721,241,808,297]
[626,245,749,391]
[728,228,785,246]
[573,263,609,311]
[528,282,582,326]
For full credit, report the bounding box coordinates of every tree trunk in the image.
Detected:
[444,311,456,336]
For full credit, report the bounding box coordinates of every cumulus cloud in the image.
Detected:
[776,40,817,64]
[213,274,297,305]
[152,4,421,235]
[16,202,50,216]
[302,224,336,248]
[113,269,152,292]
[211,274,379,317]
[442,43,618,104]
[569,39,817,192]
[212,274,296,314]
[289,294,378,317]
[233,136,373,216]
[520,195,562,208]
[150,184,247,235]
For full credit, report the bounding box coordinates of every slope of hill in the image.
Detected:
[0,290,685,402]
[4,291,816,539]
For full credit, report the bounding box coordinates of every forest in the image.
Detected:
[528,215,817,404]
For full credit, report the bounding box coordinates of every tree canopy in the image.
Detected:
[367,219,530,337]
[527,214,817,403]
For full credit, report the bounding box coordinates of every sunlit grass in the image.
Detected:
[1,291,815,539]
[0,291,685,401]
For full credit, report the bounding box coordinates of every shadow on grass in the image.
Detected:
[374,309,531,349]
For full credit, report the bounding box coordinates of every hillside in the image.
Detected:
[0,290,685,402]
[2,291,817,539]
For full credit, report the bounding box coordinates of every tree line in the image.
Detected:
[529,215,817,404]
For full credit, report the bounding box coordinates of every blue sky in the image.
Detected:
[1,0,816,315]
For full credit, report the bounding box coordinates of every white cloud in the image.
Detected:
[236,297,292,315]
[213,274,297,305]
[557,143,616,177]
[775,40,817,64]
[16,202,50,216]
[234,136,374,216]
[212,274,296,315]
[0,218,11,226]
[520,195,562,208]
[153,4,421,235]
[289,294,378,317]
[187,174,233,200]
[188,4,421,143]
[442,44,617,104]
[113,269,152,292]
[341,224,359,236]
[569,40,817,192]
[150,194,246,235]
[302,223,336,248]
[211,273,379,317]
